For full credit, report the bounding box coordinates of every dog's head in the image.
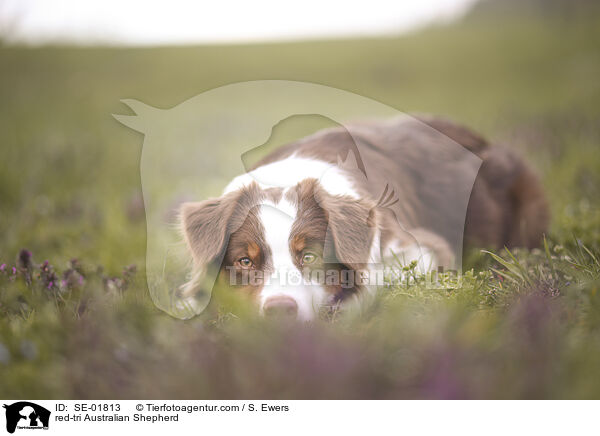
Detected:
[179,179,379,320]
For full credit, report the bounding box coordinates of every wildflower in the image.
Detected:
[123,264,137,280]
[39,260,58,290]
[104,277,124,292]
[61,267,84,290]
[118,264,138,291]
[17,249,33,270]
[17,249,34,285]
[123,264,137,276]
[69,258,85,275]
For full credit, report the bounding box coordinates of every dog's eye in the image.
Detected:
[302,252,318,265]
[237,257,253,268]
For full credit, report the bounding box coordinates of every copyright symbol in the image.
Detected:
[136,404,143,411]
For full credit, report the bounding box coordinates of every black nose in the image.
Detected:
[263,296,298,318]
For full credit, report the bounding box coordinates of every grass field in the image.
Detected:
[1,9,600,398]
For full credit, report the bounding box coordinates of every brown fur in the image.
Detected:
[254,115,550,251]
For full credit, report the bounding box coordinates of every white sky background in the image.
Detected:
[0,0,479,45]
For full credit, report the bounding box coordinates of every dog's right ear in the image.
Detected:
[180,198,231,269]
[178,196,236,303]
[178,183,262,301]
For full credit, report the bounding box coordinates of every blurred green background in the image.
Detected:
[1,0,600,399]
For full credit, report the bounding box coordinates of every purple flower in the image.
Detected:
[17,249,33,270]
[39,260,58,290]
[61,268,84,289]
[0,264,5,272]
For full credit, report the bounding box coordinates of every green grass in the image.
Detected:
[1,12,600,398]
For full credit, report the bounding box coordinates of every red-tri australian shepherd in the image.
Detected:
[178,115,549,320]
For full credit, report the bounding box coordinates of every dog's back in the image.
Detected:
[254,115,549,251]
[417,116,550,249]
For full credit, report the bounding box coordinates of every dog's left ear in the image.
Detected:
[315,188,378,269]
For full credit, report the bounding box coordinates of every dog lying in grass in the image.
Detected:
[179,115,549,320]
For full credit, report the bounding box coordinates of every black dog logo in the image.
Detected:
[3,402,50,433]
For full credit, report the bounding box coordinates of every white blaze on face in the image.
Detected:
[258,198,328,321]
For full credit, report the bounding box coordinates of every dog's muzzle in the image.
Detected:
[263,296,298,319]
